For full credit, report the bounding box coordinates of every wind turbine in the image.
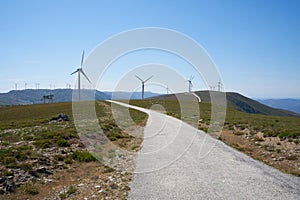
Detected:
[186,75,194,93]
[209,85,215,91]
[35,83,40,90]
[135,75,153,100]
[217,80,223,92]
[66,83,71,89]
[166,85,171,94]
[71,50,91,101]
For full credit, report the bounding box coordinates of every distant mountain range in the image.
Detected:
[257,99,300,114]
[1,89,299,118]
[0,89,160,105]
[150,91,300,118]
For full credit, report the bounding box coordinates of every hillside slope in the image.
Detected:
[0,89,110,105]
[0,90,161,105]
[150,91,300,118]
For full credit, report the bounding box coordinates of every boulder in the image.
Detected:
[51,113,70,122]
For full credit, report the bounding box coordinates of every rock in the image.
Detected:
[0,187,4,195]
[278,157,285,161]
[36,167,53,175]
[29,170,40,178]
[6,181,16,192]
[0,176,6,184]
[95,185,101,189]
[44,178,53,183]
[78,183,84,187]
[51,113,70,122]
[20,175,31,182]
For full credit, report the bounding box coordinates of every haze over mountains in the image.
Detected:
[257,99,300,115]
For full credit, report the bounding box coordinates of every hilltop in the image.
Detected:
[150,91,300,118]
[0,89,159,105]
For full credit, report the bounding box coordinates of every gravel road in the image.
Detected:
[109,101,300,200]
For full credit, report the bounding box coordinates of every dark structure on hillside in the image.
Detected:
[42,95,54,104]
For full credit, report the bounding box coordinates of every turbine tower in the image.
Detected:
[71,50,91,101]
[217,80,223,92]
[66,83,71,89]
[135,75,153,100]
[186,75,194,93]
[166,85,170,94]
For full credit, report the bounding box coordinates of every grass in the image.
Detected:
[23,182,39,195]
[59,185,77,199]
[129,99,300,139]
[0,100,148,174]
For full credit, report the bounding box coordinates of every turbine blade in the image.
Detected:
[190,75,194,80]
[70,69,79,75]
[81,70,91,83]
[135,75,143,82]
[81,50,84,67]
[144,75,153,83]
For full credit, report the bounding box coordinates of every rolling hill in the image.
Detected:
[0,89,110,105]
[150,91,300,118]
[0,89,160,105]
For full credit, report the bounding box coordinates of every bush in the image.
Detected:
[56,139,70,147]
[64,158,72,164]
[34,139,52,149]
[59,185,77,199]
[72,151,96,162]
[23,182,39,195]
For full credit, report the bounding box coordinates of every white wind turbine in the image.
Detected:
[135,75,153,100]
[71,50,91,101]
[186,75,194,93]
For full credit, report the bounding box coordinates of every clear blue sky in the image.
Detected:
[0,0,299,98]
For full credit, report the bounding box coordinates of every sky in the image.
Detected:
[0,0,299,98]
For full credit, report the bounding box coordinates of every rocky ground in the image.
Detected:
[0,105,146,199]
[199,122,300,176]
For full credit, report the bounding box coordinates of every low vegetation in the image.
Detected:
[0,100,148,198]
[129,99,300,139]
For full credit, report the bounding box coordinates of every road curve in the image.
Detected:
[109,101,300,200]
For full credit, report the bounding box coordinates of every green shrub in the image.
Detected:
[3,156,16,165]
[72,151,96,162]
[56,139,70,147]
[67,185,77,195]
[34,139,52,149]
[64,158,72,164]
[23,182,39,195]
